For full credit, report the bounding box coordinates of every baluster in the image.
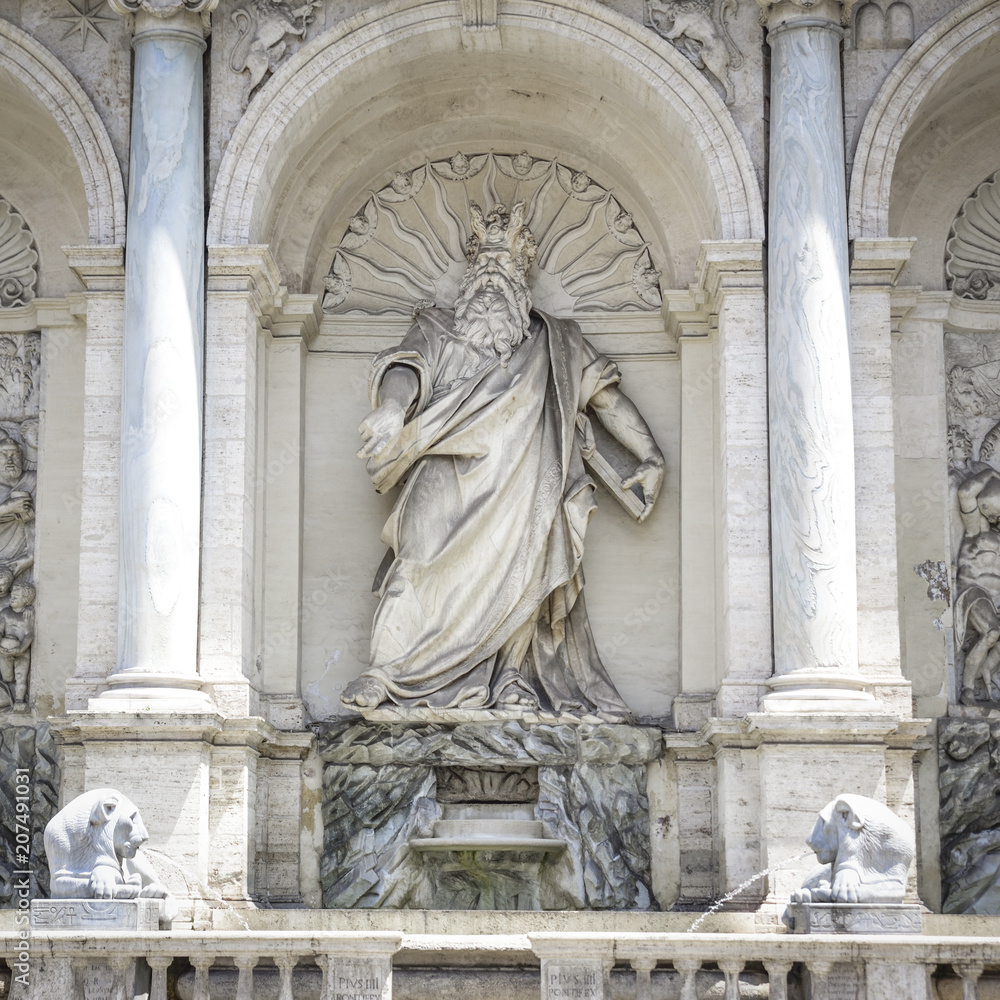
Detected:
[674,958,701,1000]
[957,962,985,1000]
[717,959,743,1000]
[235,955,258,1000]
[191,954,215,1000]
[762,960,792,1000]
[110,956,133,1000]
[317,955,333,1000]
[806,960,832,1000]
[148,956,172,1000]
[276,955,298,1000]
[630,957,655,1000]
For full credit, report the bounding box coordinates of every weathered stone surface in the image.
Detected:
[940,719,1000,913]
[0,722,59,907]
[785,902,922,934]
[30,897,162,930]
[316,721,656,910]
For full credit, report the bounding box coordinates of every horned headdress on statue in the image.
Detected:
[464,202,538,275]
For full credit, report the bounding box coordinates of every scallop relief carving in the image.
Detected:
[946,172,1000,302]
[322,151,662,317]
[0,200,38,309]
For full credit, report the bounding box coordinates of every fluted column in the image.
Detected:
[757,0,875,712]
[94,0,218,710]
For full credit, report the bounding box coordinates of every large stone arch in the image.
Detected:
[849,0,1000,241]
[0,18,125,246]
[208,0,764,269]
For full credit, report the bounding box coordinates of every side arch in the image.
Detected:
[849,0,1000,240]
[0,18,125,246]
[208,0,764,249]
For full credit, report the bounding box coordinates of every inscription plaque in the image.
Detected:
[333,956,392,1000]
[541,960,605,1000]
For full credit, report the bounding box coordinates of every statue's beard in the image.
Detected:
[453,271,531,367]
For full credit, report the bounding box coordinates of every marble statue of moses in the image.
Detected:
[342,202,664,720]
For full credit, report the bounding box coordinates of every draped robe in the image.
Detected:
[361,308,630,718]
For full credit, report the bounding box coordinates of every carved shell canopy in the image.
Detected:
[0,199,38,309]
[946,172,1000,302]
[322,151,663,316]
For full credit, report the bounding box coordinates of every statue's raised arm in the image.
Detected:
[342,203,664,720]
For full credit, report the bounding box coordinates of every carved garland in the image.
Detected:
[0,199,38,309]
[322,151,663,317]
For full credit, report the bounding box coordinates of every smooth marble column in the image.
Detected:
[759,0,874,711]
[95,0,218,710]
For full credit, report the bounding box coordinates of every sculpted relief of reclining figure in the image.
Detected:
[342,203,665,720]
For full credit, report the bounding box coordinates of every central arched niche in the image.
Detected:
[227,0,762,721]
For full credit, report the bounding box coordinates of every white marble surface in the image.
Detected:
[97,10,211,708]
[764,14,868,706]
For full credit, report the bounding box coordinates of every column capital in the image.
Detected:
[107,0,218,15]
[756,0,857,28]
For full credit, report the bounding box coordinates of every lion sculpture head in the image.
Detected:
[790,793,915,905]
[44,788,176,920]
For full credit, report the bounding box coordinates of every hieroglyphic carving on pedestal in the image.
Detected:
[322,151,662,317]
[947,173,1000,302]
[946,333,1000,708]
[643,0,743,105]
[0,199,38,310]
[229,1,322,108]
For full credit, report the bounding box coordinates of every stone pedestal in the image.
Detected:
[531,939,614,1000]
[30,897,163,931]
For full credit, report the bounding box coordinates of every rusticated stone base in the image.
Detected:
[313,719,661,910]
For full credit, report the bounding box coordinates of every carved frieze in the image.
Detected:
[946,333,1000,708]
[947,173,1000,302]
[0,200,38,310]
[229,1,322,108]
[643,0,743,104]
[322,151,662,317]
[0,331,40,714]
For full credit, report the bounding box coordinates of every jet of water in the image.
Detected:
[687,850,813,932]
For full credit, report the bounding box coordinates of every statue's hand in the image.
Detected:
[357,400,406,460]
[622,458,665,522]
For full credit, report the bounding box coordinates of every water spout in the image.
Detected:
[687,850,812,932]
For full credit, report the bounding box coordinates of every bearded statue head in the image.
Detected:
[454,203,537,365]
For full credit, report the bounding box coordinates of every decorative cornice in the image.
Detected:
[756,0,858,27]
[107,0,217,14]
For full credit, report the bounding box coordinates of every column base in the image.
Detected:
[88,671,214,713]
[760,669,879,714]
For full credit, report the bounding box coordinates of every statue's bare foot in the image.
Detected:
[342,676,387,709]
[497,684,538,709]
[961,686,979,707]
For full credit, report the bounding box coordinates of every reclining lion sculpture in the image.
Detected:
[44,788,177,920]
[790,793,914,904]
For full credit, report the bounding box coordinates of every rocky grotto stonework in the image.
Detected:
[315,720,659,909]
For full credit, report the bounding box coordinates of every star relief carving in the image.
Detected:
[54,0,115,49]
[106,0,218,15]
[755,0,859,25]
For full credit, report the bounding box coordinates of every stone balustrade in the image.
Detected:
[2,930,999,999]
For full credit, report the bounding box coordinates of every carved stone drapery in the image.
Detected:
[323,151,662,317]
[0,199,38,309]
